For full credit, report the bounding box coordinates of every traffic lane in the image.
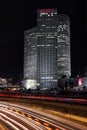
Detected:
[0,122,9,130]
[1,102,87,130]
[0,105,67,130]
[0,109,46,130]
[16,104,87,130]
[1,104,76,130]
[0,111,32,130]
[3,104,84,130]
[1,107,64,130]
[16,108,70,130]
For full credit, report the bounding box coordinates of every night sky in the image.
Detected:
[0,0,86,81]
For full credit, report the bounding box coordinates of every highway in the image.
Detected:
[0,102,87,130]
[0,92,87,105]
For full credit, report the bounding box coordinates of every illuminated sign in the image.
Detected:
[40,9,54,13]
[78,77,83,86]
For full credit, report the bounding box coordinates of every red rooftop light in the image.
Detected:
[40,9,54,13]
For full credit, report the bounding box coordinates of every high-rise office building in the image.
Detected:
[24,9,71,90]
[57,15,71,79]
[37,9,58,89]
[24,28,37,89]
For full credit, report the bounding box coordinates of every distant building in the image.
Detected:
[0,77,7,88]
[24,9,71,90]
[82,77,87,87]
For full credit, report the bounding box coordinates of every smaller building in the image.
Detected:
[23,79,37,90]
[82,77,87,87]
[0,77,7,88]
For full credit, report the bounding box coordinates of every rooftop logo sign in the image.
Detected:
[40,9,54,13]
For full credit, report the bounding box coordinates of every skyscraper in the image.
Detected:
[57,15,71,79]
[24,9,71,90]
[37,9,58,89]
[24,28,37,89]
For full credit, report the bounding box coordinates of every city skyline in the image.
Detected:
[0,0,86,81]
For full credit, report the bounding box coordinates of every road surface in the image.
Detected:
[0,102,86,130]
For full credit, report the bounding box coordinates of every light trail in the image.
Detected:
[0,102,87,130]
[0,115,20,130]
[0,123,8,130]
[0,108,46,130]
[3,106,67,130]
[0,112,29,130]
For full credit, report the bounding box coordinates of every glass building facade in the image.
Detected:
[57,15,71,79]
[37,9,58,89]
[24,9,71,90]
[24,28,37,89]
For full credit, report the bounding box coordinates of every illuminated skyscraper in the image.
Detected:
[24,28,37,89]
[57,15,71,79]
[24,9,71,90]
[37,9,58,89]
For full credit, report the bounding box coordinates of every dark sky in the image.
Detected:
[0,0,86,80]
